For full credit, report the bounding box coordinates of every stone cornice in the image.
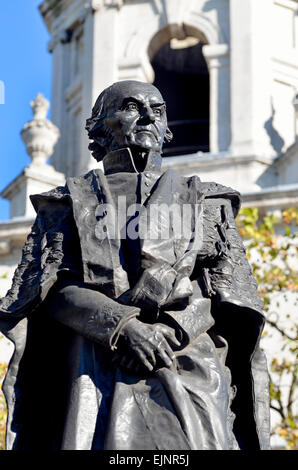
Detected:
[274,0,298,11]
[40,0,93,39]
[1,164,65,201]
[162,152,274,170]
[241,183,298,211]
[39,0,72,31]
[0,218,34,256]
[40,0,124,33]
[273,141,298,168]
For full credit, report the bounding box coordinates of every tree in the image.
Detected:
[0,360,7,450]
[237,207,298,449]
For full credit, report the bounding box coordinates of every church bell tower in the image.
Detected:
[38,0,298,195]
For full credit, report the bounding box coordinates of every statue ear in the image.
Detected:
[165,127,173,143]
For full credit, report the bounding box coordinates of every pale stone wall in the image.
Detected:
[0,255,19,298]
[3,166,65,219]
[42,0,232,176]
[163,152,277,193]
[275,143,298,185]
[39,0,298,193]
[0,253,19,364]
[271,0,298,154]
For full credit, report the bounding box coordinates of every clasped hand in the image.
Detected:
[119,318,180,373]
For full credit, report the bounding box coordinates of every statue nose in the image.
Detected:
[141,106,155,123]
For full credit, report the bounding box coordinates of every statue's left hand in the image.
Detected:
[119,319,180,372]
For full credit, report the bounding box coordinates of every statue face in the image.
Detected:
[104,81,168,153]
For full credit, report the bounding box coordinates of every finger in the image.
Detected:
[162,339,176,362]
[162,330,181,348]
[157,348,173,368]
[136,343,157,367]
[156,325,180,347]
[135,349,154,371]
[156,340,175,368]
[169,356,178,372]
[146,347,157,367]
[152,330,175,364]
[164,340,176,362]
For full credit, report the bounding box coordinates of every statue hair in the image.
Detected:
[85,85,115,162]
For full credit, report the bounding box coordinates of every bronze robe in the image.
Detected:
[0,156,270,450]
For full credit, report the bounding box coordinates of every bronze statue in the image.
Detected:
[0,81,270,450]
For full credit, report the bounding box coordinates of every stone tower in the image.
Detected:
[39,0,298,206]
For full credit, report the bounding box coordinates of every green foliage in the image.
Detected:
[237,207,298,450]
[0,362,7,450]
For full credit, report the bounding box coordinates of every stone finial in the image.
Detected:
[21,93,60,166]
[30,93,49,119]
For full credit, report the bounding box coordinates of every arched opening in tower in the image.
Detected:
[151,40,210,157]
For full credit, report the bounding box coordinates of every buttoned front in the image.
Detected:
[103,149,162,285]
[140,172,159,203]
[103,146,162,212]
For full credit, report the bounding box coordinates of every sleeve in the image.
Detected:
[0,215,43,319]
[43,278,140,350]
[206,198,264,316]
[0,190,76,319]
[0,189,140,350]
[34,191,140,351]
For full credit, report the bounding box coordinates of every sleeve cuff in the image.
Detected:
[109,307,140,351]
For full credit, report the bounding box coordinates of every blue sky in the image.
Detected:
[0,1,52,220]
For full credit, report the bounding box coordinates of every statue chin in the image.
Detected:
[128,133,161,153]
[110,140,161,157]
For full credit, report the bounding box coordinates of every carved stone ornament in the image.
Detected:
[21,93,60,166]
[91,0,123,10]
[104,0,123,8]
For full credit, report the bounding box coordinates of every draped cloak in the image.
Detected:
[0,151,270,450]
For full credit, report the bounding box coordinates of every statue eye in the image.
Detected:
[153,108,162,116]
[125,102,138,111]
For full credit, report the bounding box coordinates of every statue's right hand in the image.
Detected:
[120,319,180,372]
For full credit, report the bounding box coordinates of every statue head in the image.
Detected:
[86,80,173,162]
